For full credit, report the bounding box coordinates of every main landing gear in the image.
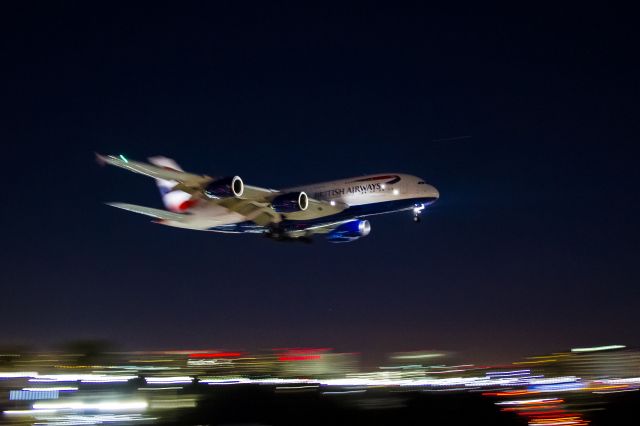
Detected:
[265,225,313,243]
[412,204,425,223]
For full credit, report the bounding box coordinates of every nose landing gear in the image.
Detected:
[412,204,425,223]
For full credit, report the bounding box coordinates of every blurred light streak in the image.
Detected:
[322,390,367,395]
[276,385,319,390]
[0,371,38,378]
[201,378,252,385]
[496,398,563,405]
[581,384,628,391]
[571,345,625,353]
[483,390,536,396]
[515,359,558,365]
[188,352,242,358]
[529,377,579,385]
[529,383,584,393]
[598,377,640,384]
[527,418,588,426]
[23,387,78,391]
[501,405,562,412]
[28,373,136,383]
[487,369,531,377]
[138,386,183,390]
[519,410,567,417]
[145,376,192,384]
[392,353,444,360]
[4,409,58,415]
[279,355,321,361]
[32,400,148,411]
[593,388,639,394]
[33,414,156,424]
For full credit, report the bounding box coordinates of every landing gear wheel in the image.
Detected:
[266,224,284,240]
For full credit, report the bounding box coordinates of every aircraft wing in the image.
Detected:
[96,153,208,187]
[105,202,188,221]
[98,153,348,226]
[212,195,348,225]
[97,153,277,198]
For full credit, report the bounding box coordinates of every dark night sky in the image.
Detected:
[1,2,639,363]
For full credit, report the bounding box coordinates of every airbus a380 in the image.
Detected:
[97,154,439,243]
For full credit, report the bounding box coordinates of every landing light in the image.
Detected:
[393,189,399,195]
[330,200,336,206]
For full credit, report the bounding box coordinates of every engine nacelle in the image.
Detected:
[271,191,309,213]
[326,219,371,243]
[203,176,244,199]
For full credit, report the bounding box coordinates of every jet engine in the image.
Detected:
[203,176,244,199]
[326,219,371,243]
[271,192,309,213]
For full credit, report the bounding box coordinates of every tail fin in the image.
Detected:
[148,156,194,212]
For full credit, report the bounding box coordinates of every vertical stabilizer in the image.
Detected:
[147,156,194,212]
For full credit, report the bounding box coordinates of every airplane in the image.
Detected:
[96,154,439,243]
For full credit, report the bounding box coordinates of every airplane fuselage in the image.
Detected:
[169,173,439,234]
[98,153,440,242]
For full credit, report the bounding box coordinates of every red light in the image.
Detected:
[278,355,322,362]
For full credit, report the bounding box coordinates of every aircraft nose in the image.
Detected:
[427,184,439,200]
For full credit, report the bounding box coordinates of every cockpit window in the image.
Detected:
[417,181,426,184]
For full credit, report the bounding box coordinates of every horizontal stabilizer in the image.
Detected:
[106,202,188,221]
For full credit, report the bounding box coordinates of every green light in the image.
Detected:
[571,345,626,353]
[119,154,128,163]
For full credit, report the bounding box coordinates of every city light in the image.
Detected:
[1,345,639,424]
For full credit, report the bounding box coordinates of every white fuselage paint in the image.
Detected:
[161,173,439,232]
